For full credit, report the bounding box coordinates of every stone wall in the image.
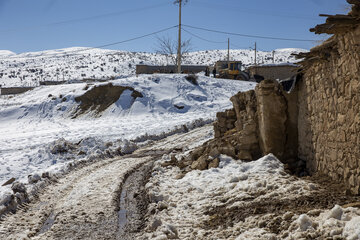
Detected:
[297,3,360,194]
[184,80,299,172]
[135,65,208,74]
[0,87,34,95]
[175,1,360,194]
[248,65,298,81]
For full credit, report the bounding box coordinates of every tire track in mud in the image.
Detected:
[0,155,150,240]
[0,125,213,240]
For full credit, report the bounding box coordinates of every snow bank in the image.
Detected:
[286,205,360,239]
[138,153,360,239]
[139,154,313,239]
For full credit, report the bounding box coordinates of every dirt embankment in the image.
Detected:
[73,83,143,117]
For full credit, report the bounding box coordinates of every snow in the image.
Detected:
[0,50,15,57]
[285,205,360,239]
[297,214,314,231]
[0,47,306,87]
[138,154,360,239]
[1,46,358,238]
[344,216,360,239]
[0,73,255,199]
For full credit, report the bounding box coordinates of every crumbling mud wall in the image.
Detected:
[297,1,360,194]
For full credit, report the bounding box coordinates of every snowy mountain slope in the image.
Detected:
[0,50,15,57]
[0,47,307,87]
[0,74,256,197]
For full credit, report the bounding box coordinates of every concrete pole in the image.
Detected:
[227,38,230,64]
[177,0,182,73]
[254,42,257,66]
[272,50,275,64]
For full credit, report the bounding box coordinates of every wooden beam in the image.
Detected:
[326,16,359,25]
[319,14,332,17]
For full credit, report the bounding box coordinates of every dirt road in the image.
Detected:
[0,125,213,240]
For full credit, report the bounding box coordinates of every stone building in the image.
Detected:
[135,65,208,74]
[184,0,360,194]
[296,0,360,194]
[247,64,298,81]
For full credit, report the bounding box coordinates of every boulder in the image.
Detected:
[28,174,41,184]
[208,158,220,168]
[11,182,26,194]
[191,156,208,170]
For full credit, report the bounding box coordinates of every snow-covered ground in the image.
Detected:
[1,46,358,239]
[0,47,306,87]
[0,74,256,200]
[140,154,360,239]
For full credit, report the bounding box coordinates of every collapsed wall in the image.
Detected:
[183,79,300,173]
[297,1,360,194]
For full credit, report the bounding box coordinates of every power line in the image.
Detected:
[182,24,316,42]
[2,25,178,60]
[0,3,170,34]
[230,43,253,50]
[181,27,227,44]
[190,0,319,21]
[182,27,254,50]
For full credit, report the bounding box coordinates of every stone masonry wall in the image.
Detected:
[298,24,360,194]
[185,80,299,172]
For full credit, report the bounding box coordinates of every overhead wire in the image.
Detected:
[190,0,319,21]
[2,25,179,60]
[182,24,316,42]
[181,27,227,44]
[230,43,253,50]
[182,27,255,50]
[0,3,171,33]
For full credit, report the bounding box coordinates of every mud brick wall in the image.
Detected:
[298,24,360,194]
[248,65,298,80]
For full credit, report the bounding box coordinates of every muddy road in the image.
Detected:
[0,125,213,240]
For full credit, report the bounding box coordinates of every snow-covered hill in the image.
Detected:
[0,50,15,58]
[0,47,306,87]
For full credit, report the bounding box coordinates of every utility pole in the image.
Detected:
[254,42,257,66]
[272,50,275,64]
[227,38,230,64]
[177,0,182,73]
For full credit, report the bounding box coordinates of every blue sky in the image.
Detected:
[0,0,350,54]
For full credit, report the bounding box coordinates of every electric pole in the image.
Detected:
[227,38,230,64]
[272,50,275,64]
[254,42,257,66]
[177,0,182,73]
